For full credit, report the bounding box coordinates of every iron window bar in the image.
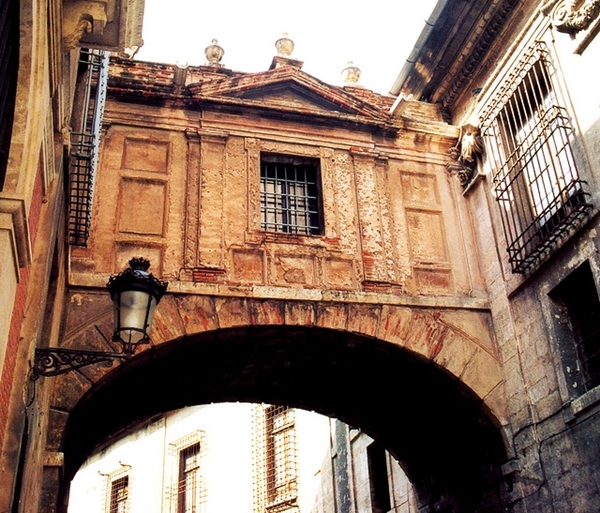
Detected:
[264,405,298,511]
[480,42,592,273]
[260,160,321,235]
[166,431,208,513]
[68,49,109,246]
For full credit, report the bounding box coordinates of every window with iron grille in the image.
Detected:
[260,154,322,235]
[108,475,129,513]
[480,43,592,273]
[265,405,298,512]
[178,442,201,513]
[167,431,207,513]
[550,262,600,397]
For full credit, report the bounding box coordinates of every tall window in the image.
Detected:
[167,431,207,513]
[264,405,298,512]
[108,475,129,513]
[260,154,322,235]
[481,43,591,273]
[367,442,391,513]
[550,262,600,396]
[178,442,201,513]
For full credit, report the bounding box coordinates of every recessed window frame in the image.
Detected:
[259,153,324,236]
[167,431,207,513]
[550,261,600,398]
[366,441,392,513]
[480,42,592,274]
[264,405,298,510]
[104,466,131,513]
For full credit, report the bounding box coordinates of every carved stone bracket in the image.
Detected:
[62,0,145,52]
[0,194,31,276]
[552,0,600,33]
[446,124,484,187]
[63,17,92,51]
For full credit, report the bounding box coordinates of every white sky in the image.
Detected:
[135,0,439,95]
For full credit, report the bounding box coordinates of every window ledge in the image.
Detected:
[570,385,600,417]
[245,231,337,248]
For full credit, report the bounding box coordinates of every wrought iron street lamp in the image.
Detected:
[32,258,168,378]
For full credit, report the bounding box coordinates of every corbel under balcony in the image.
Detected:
[62,0,145,52]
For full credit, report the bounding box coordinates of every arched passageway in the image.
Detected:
[59,325,507,512]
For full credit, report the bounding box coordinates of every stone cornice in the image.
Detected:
[68,274,490,311]
[394,0,521,111]
[435,0,521,109]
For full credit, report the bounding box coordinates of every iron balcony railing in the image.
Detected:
[68,49,109,245]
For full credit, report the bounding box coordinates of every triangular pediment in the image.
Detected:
[229,81,358,115]
[187,66,392,126]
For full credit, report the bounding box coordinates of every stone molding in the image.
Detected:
[62,0,144,52]
[437,0,521,108]
[51,294,504,418]
[0,194,32,274]
[551,0,600,33]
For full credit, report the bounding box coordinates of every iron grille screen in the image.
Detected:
[260,155,322,235]
[177,443,204,513]
[108,475,129,513]
[265,405,298,512]
[167,431,207,513]
[68,49,109,246]
[480,43,591,273]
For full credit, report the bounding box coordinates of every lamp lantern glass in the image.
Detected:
[107,258,168,354]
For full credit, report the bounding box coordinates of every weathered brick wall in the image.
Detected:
[0,167,43,450]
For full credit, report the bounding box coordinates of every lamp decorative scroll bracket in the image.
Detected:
[446,124,484,187]
[31,347,127,379]
[30,258,168,380]
[551,0,600,33]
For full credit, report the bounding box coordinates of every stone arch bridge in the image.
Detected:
[42,292,509,513]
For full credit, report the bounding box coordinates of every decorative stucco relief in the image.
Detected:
[446,124,484,186]
[551,0,600,33]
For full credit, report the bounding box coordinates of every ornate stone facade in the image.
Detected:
[3,0,600,512]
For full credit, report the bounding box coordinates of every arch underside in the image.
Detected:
[59,325,508,512]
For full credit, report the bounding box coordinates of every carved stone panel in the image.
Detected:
[413,266,453,295]
[232,249,265,284]
[118,178,166,236]
[198,134,227,269]
[322,258,356,290]
[272,253,316,287]
[352,152,387,282]
[400,172,439,206]
[405,210,448,263]
[122,138,169,173]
